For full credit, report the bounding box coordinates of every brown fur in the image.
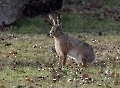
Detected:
[49,14,96,68]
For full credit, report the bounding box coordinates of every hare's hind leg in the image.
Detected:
[81,57,87,67]
[77,54,87,67]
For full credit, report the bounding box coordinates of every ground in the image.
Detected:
[0,0,120,88]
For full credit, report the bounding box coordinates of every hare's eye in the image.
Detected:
[52,30,55,32]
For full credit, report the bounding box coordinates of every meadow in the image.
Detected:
[0,0,120,88]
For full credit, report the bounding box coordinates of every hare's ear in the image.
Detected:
[57,14,62,25]
[49,14,57,25]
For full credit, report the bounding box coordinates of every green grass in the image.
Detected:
[0,1,120,88]
[0,33,119,88]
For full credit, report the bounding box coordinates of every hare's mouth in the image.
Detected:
[49,33,55,37]
[49,32,54,36]
[47,33,54,38]
[49,33,53,36]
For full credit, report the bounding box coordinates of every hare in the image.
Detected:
[49,14,97,68]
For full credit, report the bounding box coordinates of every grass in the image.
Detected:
[0,1,120,88]
[0,33,119,88]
